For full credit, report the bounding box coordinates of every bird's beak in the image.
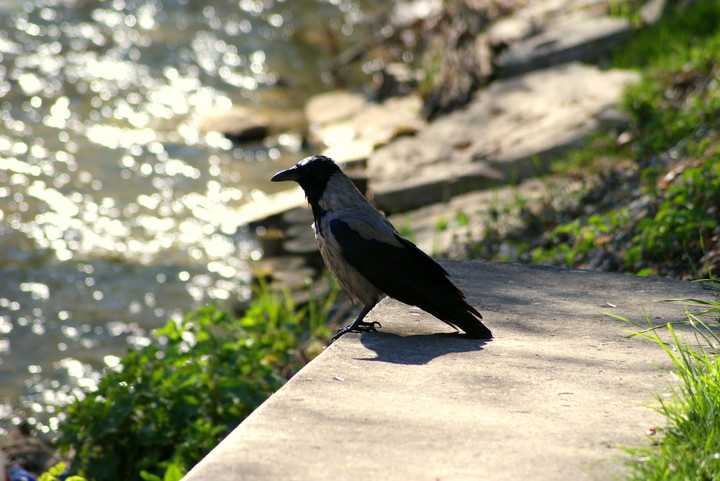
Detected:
[271,166,299,183]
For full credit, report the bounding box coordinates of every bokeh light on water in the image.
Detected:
[0,0,380,435]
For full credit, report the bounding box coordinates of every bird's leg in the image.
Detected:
[332,304,381,341]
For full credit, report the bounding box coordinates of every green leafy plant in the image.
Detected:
[455,209,470,227]
[434,215,448,232]
[630,159,720,266]
[57,280,337,481]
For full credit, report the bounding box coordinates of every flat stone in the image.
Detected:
[487,0,610,46]
[639,0,669,25]
[304,90,367,127]
[283,236,319,257]
[375,62,424,98]
[322,139,376,166]
[390,0,443,25]
[224,187,306,231]
[368,63,639,212]
[306,93,426,165]
[199,106,270,142]
[199,106,306,142]
[369,161,505,213]
[184,260,716,481]
[387,176,573,256]
[495,13,632,76]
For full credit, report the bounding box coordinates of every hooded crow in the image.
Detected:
[271,155,492,340]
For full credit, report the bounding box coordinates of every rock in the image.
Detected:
[226,187,306,231]
[387,176,581,256]
[283,233,324,271]
[390,0,443,25]
[285,223,313,240]
[367,62,639,212]
[639,0,669,25]
[269,264,316,290]
[489,0,632,76]
[249,255,316,302]
[284,236,319,257]
[496,16,631,76]
[375,63,424,99]
[345,170,369,195]
[282,206,314,226]
[308,94,426,166]
[255,226,285,257]
[596,106,632,131]
[322,139,377,167]
[420,0,501,120]
[199,106,306,143]
[199,106,270,142]
[304,91,367,127]
[369,161,505,213]
[0,423,58,475]
[487,0,614,46]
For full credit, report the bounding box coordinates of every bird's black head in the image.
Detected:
[271,155,342,207]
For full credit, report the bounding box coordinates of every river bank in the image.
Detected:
[240,0,660,288]
[7,0,720,478]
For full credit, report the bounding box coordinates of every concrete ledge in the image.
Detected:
[184,261,715,481]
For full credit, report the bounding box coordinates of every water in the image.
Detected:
[0,0,382,436]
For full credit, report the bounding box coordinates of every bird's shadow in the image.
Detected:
[356,331,488,365]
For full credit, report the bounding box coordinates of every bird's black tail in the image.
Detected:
[418,293,492,339]
[386,235,492,339]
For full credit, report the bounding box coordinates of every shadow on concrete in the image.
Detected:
[357,332,489,365]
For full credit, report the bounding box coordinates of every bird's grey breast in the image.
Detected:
[313,213,386,306]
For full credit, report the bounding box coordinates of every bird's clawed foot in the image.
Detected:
[332,320,382,341]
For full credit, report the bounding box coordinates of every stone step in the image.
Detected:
[368,63,639,213]
[489,0,633,76]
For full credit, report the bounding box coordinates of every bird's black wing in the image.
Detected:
[329,218,491,338]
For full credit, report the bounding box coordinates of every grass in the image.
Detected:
[609,292,720,480]
[613,0,720,73]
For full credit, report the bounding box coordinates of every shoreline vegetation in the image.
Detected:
[4,0,719,480]
[468,0,719,280]
[56,281,340,481]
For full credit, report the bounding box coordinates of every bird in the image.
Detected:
[271,154,492,341]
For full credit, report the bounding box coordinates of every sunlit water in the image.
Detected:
[0,0,381,436]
